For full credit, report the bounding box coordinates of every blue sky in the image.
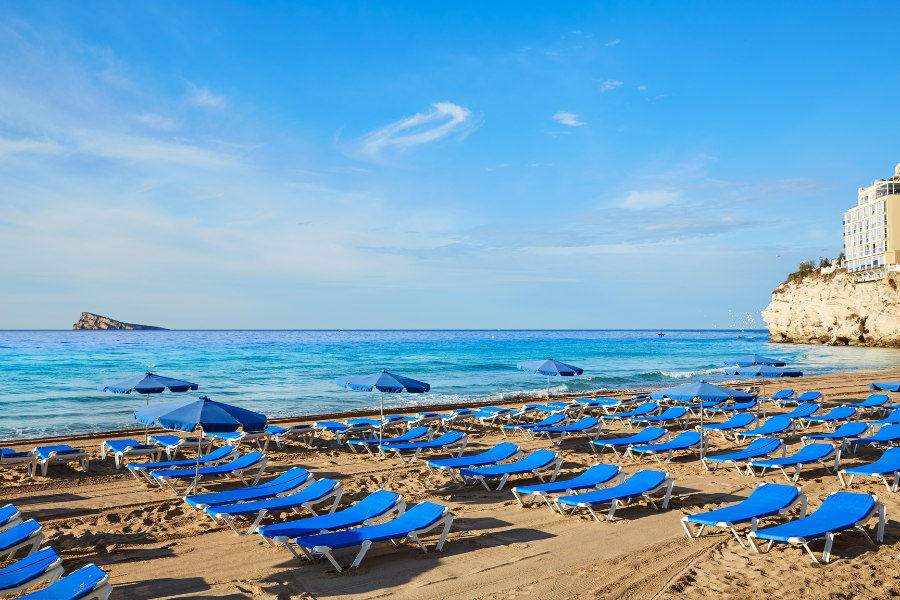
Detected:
[2,1,899,329]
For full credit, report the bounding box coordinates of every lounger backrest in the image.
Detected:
[469,442,520,462]
[748,483,800,507]
[830,422,869,437]
[772,390,795,399]
[785,403,819,418]
[22,564,109,600]
[815,492,876,524]
[658,407,686,418]
[431,431,465,444]
[867,394,890,403]
[745,438,782,453]
[618,469,667,494]
[873,425,900,440]
[265,467,312,488]
[823,406,856,420]
[633,402,657,414]
[534,414,566,427]
[217,452,265,470]
[790,443,835,461]
[725,413,757,427]
[796,391,822,401]
[516,449,559,469]
[632,426,667,442]
[569,417,600,428]
[668,431,702,446]
[0,519,41,546]
[573,463,621,484]
[760,416,793,431]
[346,490,403,519]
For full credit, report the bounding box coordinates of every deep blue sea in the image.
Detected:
[2,329,899,441]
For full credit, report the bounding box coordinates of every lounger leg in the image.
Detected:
[680,517,696,539]
[435,514,453,551]
[837,470,848,487]
[662,479,674,508]
[893,474,900,494]
[328,488,343,514]
[731,526,748,548]
[606,500,617,521]
[541,494,557,512]
[820,534,833,564]
[747,535,761,553]
[512,489,524,506]
[877,504,886,542]
[792,464,802,483]
[349,540,373,569]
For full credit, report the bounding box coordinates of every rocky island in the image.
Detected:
[72,312,167,330]
[762,268,900,347]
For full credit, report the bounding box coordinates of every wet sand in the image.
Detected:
[3,369,900,599]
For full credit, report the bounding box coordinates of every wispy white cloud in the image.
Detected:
[350,102,476,160]
[553,111,585,127]
[637,85,647,91]
[572,30,582,34]
[0,137,64,157]
[131,113,178,131]
[623,190,680,208]
[601,80,623,91]
[187,83,225,107]
[606,39,620,47]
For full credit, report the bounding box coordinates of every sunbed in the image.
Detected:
[782,402,822,422]
[747,443,840,482]
[426,442,522,482]
[473,408,516,428]
[379,431,468,464]
[501,414,567,439]
[409,412,445,428]
[699,413,758,440]
[869,408,900,431]
[0,504,23,534]
[701,438,785,474]
[314,421,372,445]
[184,467,313,510]
[206,478,343,535]
[799,406,858,431]
[681,483,806,547]
[626,431,708,464]
[459,449,561,490]
[631,407,689,429]
[0,520,43,560]
[554,470,674,522]
[127,445,238,484]
[801,422,870,450]
[765,390,796,406]
[99,439,161,469]
[838,447,900,492]
[735,416,797,442]
[264,424,315,450]
[347,417,408,437]
[511,463,623,510]
[257,489,405,559]
[0,449,36,477]
[776,390,822,408]
[149,435,212,460]
[843,394,892,416]
[591,427,668,457]
[152,451,268,495]
[705,400,758,416]
[532,417,603,445]
[291,501,453,571]
[207,430,268,449]
[32,445,89,477]
[19,563,112,600]
[847,424,900,453]
[686,400,726,418]
[440,409,477,431]
[0,546,64,596]
[575,397,630,415]
[747,491,885,564]
[348,427,433,458]
[600,402,659,427]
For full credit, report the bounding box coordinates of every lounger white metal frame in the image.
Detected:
[34,448,89,477]
[210,482,343,536]
[554,474,675,522]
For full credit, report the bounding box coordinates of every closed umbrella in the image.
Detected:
[134,396,266,495]
[335,370,430,443]
[517,359,584,402]
[723,365,802,418]
[723,354,787,367]
[650,381,756,429]
[98,372,199,442]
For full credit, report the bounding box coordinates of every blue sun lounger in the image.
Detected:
[802,422,870,449]
[501,414,567,439]
[844,394,892,416]
[19,563,112,600]
[99,439,161,469]
[800,406,858,431]
[601,402,659,427]
[149,435,212,460]
[627,431,707,464]
[206,478,343,535]
[348,427,433,458]
[782,402,822,423]
[33,446,89,477]
[705,400,758,416]
[264,424,316,450]
[0,520,43,560]
[776,390,822,408]
[735,416,797,442]
[0,450,36,478]
[575,397,630,415]
[869,408,900,431]
[206,430,268,449]
[681,483,806,547]
[699,413,758,440]
[128,445,238,484]
[533,417,603,445]
[765,389,796,405]
[426,442,522,482]
[631,407,690,429]
[440,409,477,431]
[379,431,468,464]
[0,547,64,596]
[747,491,885,564]
[459,449,561,490]
[257,490,405,559]
[847,424,900,453]
[554,470,673,522]
[590,427,668,457]
[473,408,516,428]
[314,421,373,445]
[292,501,453,572]
[0,504,23,534]
[747,443,840,482]
[686,400,726,418]
[701,438,785,474]
[838,447,900,492]
[184,467,313,510]
[152,451,268,495]
[511,464,623,510]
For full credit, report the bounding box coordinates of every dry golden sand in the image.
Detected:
[4,369,900,599]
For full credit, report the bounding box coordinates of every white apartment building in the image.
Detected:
[843,162,900,281]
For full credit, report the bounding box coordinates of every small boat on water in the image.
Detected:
[658,328,665,337]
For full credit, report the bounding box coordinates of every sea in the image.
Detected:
[2,329,899,441]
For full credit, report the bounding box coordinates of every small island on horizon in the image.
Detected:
[72,312,167,330]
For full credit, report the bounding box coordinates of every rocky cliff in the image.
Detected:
[761,269,900,346]
[72,312,167,330]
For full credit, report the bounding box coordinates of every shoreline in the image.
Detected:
[5,367,899,448]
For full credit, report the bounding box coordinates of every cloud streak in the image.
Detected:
[553,111,585,126]
[352,102,475,160]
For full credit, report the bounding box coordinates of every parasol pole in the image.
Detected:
[191,426,204,496]
[380,390,384,444]
[144,393,151,443]
[547,374,551,402]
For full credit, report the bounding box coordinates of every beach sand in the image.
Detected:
[4,369,900,599]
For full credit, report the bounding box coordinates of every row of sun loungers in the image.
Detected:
[0,503,112,598]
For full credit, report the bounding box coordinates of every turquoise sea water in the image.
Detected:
[2,329,900,441]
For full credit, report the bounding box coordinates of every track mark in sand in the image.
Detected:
[468,550,551,575]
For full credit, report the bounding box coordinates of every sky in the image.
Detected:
[2,1,899,329]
